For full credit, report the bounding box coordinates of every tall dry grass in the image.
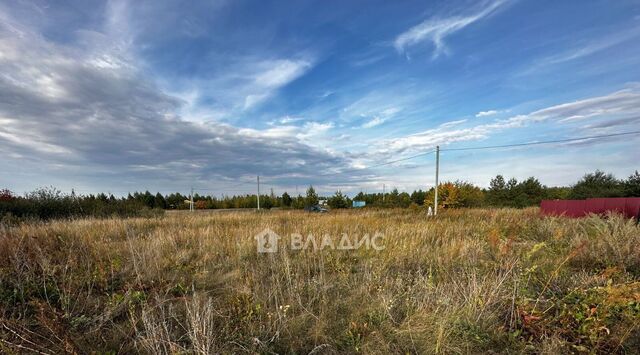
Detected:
[0,208,639,354]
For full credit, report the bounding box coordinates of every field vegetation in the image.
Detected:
[2,170,638,221]
[1,208,639,354]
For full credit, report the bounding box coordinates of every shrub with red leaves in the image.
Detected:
[0,189,14,201]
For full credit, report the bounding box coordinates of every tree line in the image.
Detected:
[0,188,163,221]
[1,170,639,220]
[331,170,639,209]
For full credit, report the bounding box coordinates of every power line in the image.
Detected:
[440,130,640,152]
[258,130,640,182]
[11,131,639,196]
[313,149,438,178]
[172,130,640,193]
[194,176,277,191]
[367,149,438,168]
[278,130,640,191]
[190,180,261,194]
[325,130,640,176]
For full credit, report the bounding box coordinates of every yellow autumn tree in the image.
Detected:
[424,181,484,209]
[424,182,461,209]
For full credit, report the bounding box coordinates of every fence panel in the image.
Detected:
[625,198,640,218]
[585,198,606,214]
[566,200,587,217]
[604,198,627,214]
[541,197,640,218]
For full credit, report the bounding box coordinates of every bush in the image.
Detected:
[0,187,161,221]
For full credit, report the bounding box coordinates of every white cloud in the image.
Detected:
[243,59,312,110]
[476,110,500,117]
[359,106,401,128]
[544,28,640,66]
[0,5,347,192]
[237,125,299,139]
[394,0,506,58]
[243,94,268,110]
[92,2,316,119]
[279,115,304,124]
[438,119,468,128]
[362,117,386,128]
[234,120,334,145]
[178,56,313,114]
[377,89,640,155]
[254,59,311,87]
[296,122,335,141]
[525,89,640,123]
[382,125,488,154]
[515,28,640,78]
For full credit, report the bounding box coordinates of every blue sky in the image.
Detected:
[1,0,639,196]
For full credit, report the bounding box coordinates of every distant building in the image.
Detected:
[318,199,328,206]
[352,200,366,208]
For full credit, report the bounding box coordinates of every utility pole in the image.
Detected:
[383,184,386,202]
[257,175,261,210]
[434,145,439,216]
[190,187,194,212]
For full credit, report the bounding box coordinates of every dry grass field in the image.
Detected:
[1,208,639,354]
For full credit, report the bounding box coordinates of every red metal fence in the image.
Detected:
[540,197,640,218]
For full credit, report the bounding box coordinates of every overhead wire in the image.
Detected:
[11,130,639,196]
[440,130,640,152]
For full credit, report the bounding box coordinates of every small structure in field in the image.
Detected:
[352,200,366,208]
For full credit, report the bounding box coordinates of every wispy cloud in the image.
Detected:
[159,55,314,122]
[476,110,500,117]
[254,59,311,87]
[394,0,506,58]
[528,89,640,124]
[99,1,316,119]
[278,115,305,124]
[0,5,342,190]
[544,28,640,66]
[361,107,401,128]
[2,0,639,193]
[376,89,640,155]
[243,59,313,110]
[516,27,640,77]
[362,117,386,128]
[438,119,468,128]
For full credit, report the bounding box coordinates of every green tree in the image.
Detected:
[281,192,293,207]
[487,175,507,206]
[569,170,623,199]
[305,185,319,206]
[455,181,485,207]
[165,193,187,209]
[398,192,412,208]
[154,192,167,209]
[385,188,400,207]
[140,191,155,208]
[293,195,306,209]
[260,194,274,209]
[516,177,544,207]
[328,190,349,209]
[545,186,571,200]
[624,170,640,197]
[410,190,426,205]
